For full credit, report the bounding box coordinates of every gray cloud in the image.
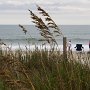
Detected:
[0,0,90,24]
[0,0,90,12]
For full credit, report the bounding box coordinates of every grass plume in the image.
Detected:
[0,5,90,90]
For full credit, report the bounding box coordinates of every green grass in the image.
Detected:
[0,81,5,90]
[0,47,90,90]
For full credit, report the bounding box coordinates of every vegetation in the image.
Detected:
[0,47,90,90]
[0,5,90,90]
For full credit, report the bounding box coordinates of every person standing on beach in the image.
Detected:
[68,40,72,51]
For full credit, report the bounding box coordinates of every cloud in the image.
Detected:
[7,1,29,5]
[0,0,90,12]
[0,0,90,14]
[0,0,90,24]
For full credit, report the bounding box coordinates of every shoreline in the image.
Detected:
[0,44,90,52]
[0,44,90,68]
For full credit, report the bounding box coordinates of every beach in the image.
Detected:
[0,25,90,51]
[0,25,90,90]
[0,0,90,89]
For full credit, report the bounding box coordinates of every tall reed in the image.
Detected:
[0,5,90,90]
[0,46,90,90]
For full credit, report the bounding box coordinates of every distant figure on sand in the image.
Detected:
[68,40,72,51]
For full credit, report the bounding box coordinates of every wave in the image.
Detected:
[1,44,89,51]
[1,38,39,42]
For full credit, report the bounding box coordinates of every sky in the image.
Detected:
[0,0,90,25]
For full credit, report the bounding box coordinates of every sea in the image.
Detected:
[0,25,90,51]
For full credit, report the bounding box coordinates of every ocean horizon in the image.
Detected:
[0,25,90,51]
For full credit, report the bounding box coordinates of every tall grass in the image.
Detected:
[0,5,90,90]
[0,46,90,90]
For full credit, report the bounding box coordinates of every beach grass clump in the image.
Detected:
[0,5,90,90]
[0,47,90,90]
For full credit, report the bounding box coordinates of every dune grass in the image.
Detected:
[0,47,90,90]
[0,5,90,90]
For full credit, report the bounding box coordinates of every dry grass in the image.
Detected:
[0,5,90,90]
[0,46,90,90]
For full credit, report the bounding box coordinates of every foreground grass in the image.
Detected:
[0,48,90,90]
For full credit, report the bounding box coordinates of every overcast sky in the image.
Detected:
[0,0,90,25]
